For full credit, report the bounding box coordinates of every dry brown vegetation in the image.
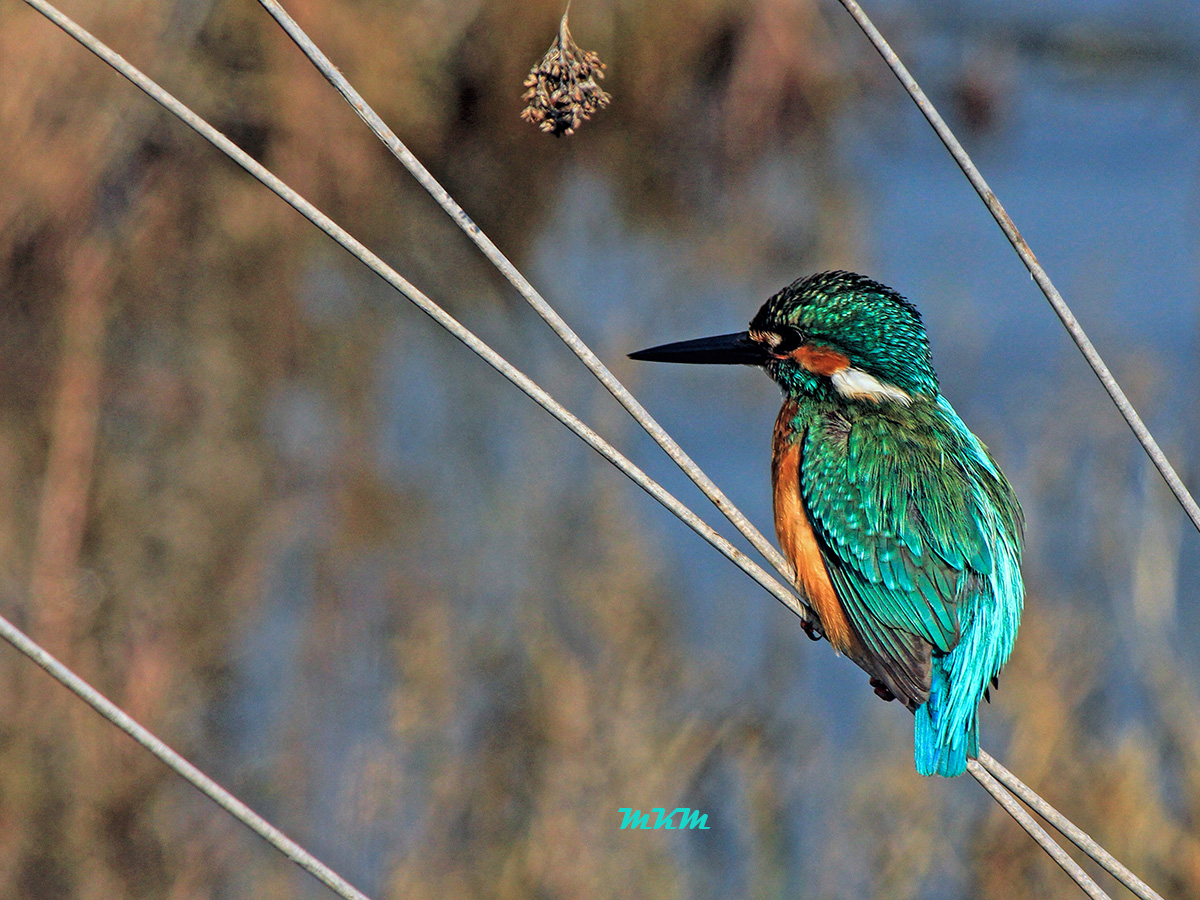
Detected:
[0,1,1197,898]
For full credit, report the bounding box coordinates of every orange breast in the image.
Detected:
[772,413,860,656]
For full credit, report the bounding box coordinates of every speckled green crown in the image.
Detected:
[750,271,939,398]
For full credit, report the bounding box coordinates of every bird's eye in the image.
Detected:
[773,327,804,353]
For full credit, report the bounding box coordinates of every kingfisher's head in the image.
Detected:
[631,271,939,405]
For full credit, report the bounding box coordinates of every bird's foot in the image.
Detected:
[801,618,823,642]
[869,677,896,703]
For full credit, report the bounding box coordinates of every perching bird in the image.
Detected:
[630,271,1024,776]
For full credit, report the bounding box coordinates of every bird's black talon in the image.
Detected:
[801,619,823,642]
[869,677,896,703]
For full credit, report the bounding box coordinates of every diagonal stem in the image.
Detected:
[978,751,1165,900]
[968,760,1113,900]
[834,0,1200,533]
[0,610,375,900]
[20,0,810,631]
[253,0,802,591]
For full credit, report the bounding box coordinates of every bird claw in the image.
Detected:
[801,618,823,642]
[869,677,896,703]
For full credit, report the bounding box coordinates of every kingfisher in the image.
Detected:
[630,271,1024,776]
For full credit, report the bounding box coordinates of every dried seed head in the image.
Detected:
[521,8,611,137]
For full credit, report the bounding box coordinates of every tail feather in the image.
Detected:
[912,486,1023,777]
[913,661,978,777]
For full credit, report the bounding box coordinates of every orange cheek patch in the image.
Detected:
[789,344,850,376]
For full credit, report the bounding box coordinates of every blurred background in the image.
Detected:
[1,0,1199,897]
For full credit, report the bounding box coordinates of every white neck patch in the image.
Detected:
[830,366,912,405]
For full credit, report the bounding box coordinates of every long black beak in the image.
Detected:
[628,331,768,366]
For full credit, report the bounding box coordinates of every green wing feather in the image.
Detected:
[798,400,1020,706]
